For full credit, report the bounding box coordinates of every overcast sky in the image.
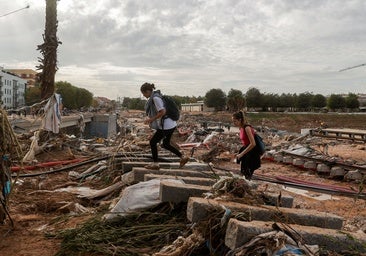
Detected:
[1,0,366,100]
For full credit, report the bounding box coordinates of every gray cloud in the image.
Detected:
[1,0,366,99]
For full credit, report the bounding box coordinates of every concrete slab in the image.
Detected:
[115,152,174,158]
[113,157,183,169]
[187,197,343,230]
[128,167,218,183]
[262,193,294,208]
[225,219,366,253]
[122,161,210,173]
[114,157,182,163]
[144,174,217,186]
[145,175,293,207]
[160,181,211,203]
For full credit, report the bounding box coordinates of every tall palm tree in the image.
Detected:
[37,0,60,100]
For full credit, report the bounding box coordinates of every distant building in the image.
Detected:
[4,69,39,88]
[358,94,366,106]
[181,101,214,112]
[0,67,27,109]
[95,96,111,107]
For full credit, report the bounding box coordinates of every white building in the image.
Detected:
[0,67,27,109]
[181,100,214,112]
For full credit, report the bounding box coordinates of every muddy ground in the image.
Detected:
[1,111,366,256]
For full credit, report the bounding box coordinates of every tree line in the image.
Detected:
[25,82,362,113]
[122,87,362,112]
[25,81,94,110]
[205,88,361,112]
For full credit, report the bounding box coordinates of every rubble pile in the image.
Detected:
[1,107,366,256]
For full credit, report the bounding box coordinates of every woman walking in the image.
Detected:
[140,82,189,170]
[232,111,261,180]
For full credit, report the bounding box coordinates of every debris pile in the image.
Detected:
[1,108,366,256]
[0,108,22,225]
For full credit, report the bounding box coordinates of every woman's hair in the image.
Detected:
[232,110,246,126]
[140,82,155,93]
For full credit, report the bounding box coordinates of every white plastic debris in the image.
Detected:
[103,179,184,221]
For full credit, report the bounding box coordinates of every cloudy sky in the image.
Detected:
[1,0,366,100]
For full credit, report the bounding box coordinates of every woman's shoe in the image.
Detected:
[179,156,189,168]
[144,163,160,170]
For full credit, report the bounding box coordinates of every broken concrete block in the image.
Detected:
[122,162,210,173]
[128,167,218,184]
[144,174,217,186]
[344,170,363,181]
[316,163,330,174]
[330,166,346,178]
[282,156,293,164]
[273,154,283,162]
[187,197,343,230]
[225,219,366,254]
[292,158,305,167]
[262,193,294,208]
[160,181,210,203]
[303,161,317,170]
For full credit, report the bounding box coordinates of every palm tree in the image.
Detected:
[37,0,60,99]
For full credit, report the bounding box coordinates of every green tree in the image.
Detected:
[227,89,245,112]
[56,81,77,109]
[204,88,227,111]
[262,93,279,111]
[311,94,327,110]
[295,92,313,111]
[169,95,182,108]
[345,93,359,110]
[327,94,346,111]
[25,86,42,105]
[122,97,131,108]
[76,88,93,108]
[122,97,146,110]
[278,93,296,111]
[55,81,94,109]
[245,87,262,109]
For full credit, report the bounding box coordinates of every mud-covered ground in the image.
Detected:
[1,111,366,256]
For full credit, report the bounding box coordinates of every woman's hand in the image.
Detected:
[144,109,165,125]
[236,153,243,160]
[144,118,152,125]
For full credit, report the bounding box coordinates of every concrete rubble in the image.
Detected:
[3,109,366,255]
[102,156,366,254]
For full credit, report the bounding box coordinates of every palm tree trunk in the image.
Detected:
[37,0,60,100]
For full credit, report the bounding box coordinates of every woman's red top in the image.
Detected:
[239,126,255,146]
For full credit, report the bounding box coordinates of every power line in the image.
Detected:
[0,4,30,18]
[339,63,366,72]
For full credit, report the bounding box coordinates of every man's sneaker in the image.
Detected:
[179,156,189,168]
[144,163,160,170]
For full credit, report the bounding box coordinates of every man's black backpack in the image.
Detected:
[162,95,180,121]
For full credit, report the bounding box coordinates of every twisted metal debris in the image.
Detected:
[0,108,22,226]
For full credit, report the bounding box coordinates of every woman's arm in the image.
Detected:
[146,109,166,124]
[144,97,166,125]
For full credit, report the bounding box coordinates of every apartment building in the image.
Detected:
[0,67,27,109]
[5,68,39,88]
